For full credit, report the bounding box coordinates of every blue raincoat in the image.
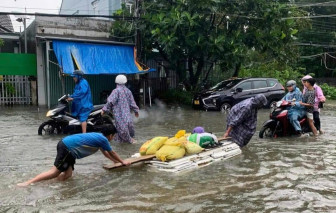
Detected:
[282,87,305,131]
[70,75,93,122]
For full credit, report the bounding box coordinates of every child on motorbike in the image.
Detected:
[301,75,326,134]
[299,78,318,136]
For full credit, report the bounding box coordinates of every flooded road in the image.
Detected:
[1,103,336,212]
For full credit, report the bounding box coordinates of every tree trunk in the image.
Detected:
[204,62,214,83]
[233,63,241,77]
[192,57,204,90]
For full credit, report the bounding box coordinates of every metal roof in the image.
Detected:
[0,15,14,33]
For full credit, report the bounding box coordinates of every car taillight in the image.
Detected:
[281,84,285,90]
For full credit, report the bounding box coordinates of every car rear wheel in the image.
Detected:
[269,100,278,111]
[220,103,231,113]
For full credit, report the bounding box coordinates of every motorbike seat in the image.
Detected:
[65,111,77,118]
[91,104,104,112]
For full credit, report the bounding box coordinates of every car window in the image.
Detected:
[237,81,252,90]
[253,80,268,89]
[268,80,277,87]
[210,79,242,90]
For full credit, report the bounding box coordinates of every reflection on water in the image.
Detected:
[1,105,336,212]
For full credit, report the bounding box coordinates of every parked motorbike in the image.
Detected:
[259,100,311,138]
[38,95,113,135]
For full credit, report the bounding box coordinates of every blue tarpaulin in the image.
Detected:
[52,40,155,75]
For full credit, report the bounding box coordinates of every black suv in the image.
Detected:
[192,78,285,112]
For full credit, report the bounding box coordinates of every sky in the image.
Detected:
[0,0,63,32]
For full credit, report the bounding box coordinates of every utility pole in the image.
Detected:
[134,0,140,58]
[16,16,27,53]
[23,17,27,53]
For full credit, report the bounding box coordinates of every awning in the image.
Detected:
[52,40,155,75]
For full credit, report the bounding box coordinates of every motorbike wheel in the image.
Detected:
[102,114,113,124]
[220,103,231,114]
[38,121,57,135]
[259,125,276,138]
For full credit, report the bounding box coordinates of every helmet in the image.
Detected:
[115,74,127,84]
[192,126,205,134]
[286,80,296,87]
[71,70,84,77]
[301,75,312,81]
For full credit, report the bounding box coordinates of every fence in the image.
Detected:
[0,75,31,105]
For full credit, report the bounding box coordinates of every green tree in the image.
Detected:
[111,0,309,90]
[0,38,4,47]
[294,0,336,77]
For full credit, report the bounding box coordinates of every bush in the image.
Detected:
[239,62,304,88]
[320,83,336,100]
[239,62,336,100]
[157,89,193,105]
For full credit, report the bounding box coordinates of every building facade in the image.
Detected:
[59,0,134,16]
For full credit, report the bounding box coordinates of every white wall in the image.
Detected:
[60,0,123,16]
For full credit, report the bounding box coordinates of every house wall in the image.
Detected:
[60,0,93,15]
[59,0,122,16]
[0,33,20,53]
[32,16,118,108]
[36,42,46,106]
[35,16,112,39]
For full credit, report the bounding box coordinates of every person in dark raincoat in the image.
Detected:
[67,70,93,133]
[102,75,139,143]
[223,94,267,147]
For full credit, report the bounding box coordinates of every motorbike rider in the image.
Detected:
[282,80,306,135]
[67,70,93,133]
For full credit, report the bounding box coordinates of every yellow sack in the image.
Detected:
[175,130,186,138]
[139,137,168,156]
[165,137,184,147]
[183,141,204,155]
[156,145,186,162]
[139,139,152,155]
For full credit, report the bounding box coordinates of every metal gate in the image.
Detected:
[0,75,31,105]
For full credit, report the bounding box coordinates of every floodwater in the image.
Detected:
[1,102,336,212]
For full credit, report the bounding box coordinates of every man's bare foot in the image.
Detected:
[17,182,30,187]
[130,138,137,144]
[319,130,324,134]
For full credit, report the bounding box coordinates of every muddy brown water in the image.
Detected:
[1,103,336,212]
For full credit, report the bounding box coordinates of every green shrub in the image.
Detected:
[320,83,336,100]
[4,83,16,95]
[239,62,336,100]
[239,62,304,88]
[157,89,193,105]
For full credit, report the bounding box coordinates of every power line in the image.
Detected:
[0,11,137,20]
[282,13,336,20]
[0,7,120,13]
[291,1,336,7]
[322,53,336,70]
[300,53,323,58]
[294,42,336,48]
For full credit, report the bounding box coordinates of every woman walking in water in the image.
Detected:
[102,75,139,143]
